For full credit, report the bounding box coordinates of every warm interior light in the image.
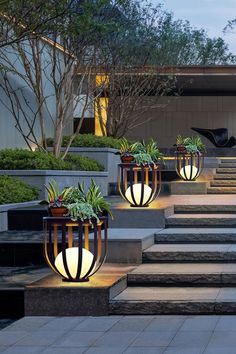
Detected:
[125,183,152,205]
[55,247,94,279]
[180,165,198,180]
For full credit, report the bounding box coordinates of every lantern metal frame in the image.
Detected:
[118,163,161,207]
[175,151,204,181]
[43,216,108,282]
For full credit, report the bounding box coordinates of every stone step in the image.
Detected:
[208,187,236,194]
[220,159,236,163]
[128,263,236,285]
[166,213,236,227]
[211,180,236,187]
[110,286,236,314]
[174,205,236,213]
[214,174,236,180]
[143,244,236,262]
[219,163,236,168]
[155,228,236,243]
[216,168,236,173]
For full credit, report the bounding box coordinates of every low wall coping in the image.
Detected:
[47,147,118,154]
[0,170,109,177]
[0,200,40,213]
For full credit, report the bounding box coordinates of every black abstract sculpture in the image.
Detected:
[191,127,236,148]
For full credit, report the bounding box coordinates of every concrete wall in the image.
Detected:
[0,170,109,198]
[125,96,236,148]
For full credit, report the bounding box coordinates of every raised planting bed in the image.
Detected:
[0,170,109,199]
[48,147,120,184]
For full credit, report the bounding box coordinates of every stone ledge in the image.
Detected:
[25,265,133,316]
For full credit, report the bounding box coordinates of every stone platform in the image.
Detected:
[25,264,134,316]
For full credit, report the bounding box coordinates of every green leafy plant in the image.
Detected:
[175,135,206,153]
[133,153,154,165]
[131,139,163,165]
[119,138,134,155]
[0,176,39,205]
[0,149,104,171]
[64,179,113,222]
[176,135,185,146]
[44,179,72,208]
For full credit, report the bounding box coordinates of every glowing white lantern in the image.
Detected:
[125,183,153,205]
[55,247,94,280]
[180,165,198,180]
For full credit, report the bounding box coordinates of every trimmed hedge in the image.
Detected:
[64,154,104,171]
[0,149,104,171]
[46,134,123,149]
[0,176,39,205]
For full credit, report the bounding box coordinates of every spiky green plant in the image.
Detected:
[64,179,113,223]
[44,179,72,207]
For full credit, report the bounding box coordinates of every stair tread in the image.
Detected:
[129,263,236,275]
[157,228,236,234]
[112,286,236,301]
[144,244,236,253]
[167,214,236,219]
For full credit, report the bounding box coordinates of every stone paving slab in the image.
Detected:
[3,315,236,353]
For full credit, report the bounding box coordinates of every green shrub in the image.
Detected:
[65,154,104,171]
[46,134,123,149]
[0,149,104,171]
[0,176,39,205]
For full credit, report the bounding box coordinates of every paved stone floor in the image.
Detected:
[1,315,236,353]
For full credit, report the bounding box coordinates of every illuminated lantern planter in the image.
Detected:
[175,151,204,181]
[118,163,161,207]
[43,216,108,282]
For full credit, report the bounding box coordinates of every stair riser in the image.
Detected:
[208,188,236,194]
[166,220,236,228]
[219,164,236,167]
[174,205,236,213]
[155,234,236,244]
[220,159,236,163]
[211,182,236,187]
[143,252,236,263]
[128,274,236,286]
[110,301,236,315]
[214,174,236,179]
[217,168,236,173]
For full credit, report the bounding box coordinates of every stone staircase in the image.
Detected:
[208,158,236,194]
[111,205,236,314]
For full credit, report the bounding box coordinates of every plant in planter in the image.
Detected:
[174,136,206,181]
[43,179,111,283]
[175,135,187,151]
[64,179,113,223]
[132,139,164,166]
[119,138,135,163]
[43,179,72,217]
[175,135,206,154]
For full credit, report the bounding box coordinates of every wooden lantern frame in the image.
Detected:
[43,216,108,282]
[175,151,204,181]
[118,163,161,207]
